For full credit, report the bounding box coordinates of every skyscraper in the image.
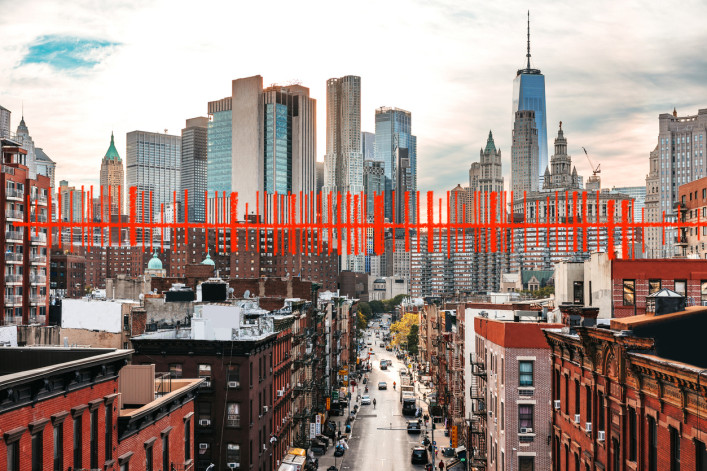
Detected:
[15,115,37,179]
[100,132,124,220]
[181,117,208,223]
[374,107,417,222]
[0,105,10,138]
[511,110,539,198]
[362,131,376,161]
[207,76,316,218]
[126,130,181,223]
[363,160,384,218]
[512,12,548,185]
[644,145,660,257]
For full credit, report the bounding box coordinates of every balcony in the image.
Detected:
[5,231,23,242]
[4,295,22,305]
[5,210,24,221]
[30,233,47,244]
[2,315,22,326]
[34,194,48,205]
[5,253,22,263]
[30,275,47,285]
[5,189,22,200]
[30,295,46,304]
[28,314,46,324]
[30,255,47,264]
[31,214,48,223]
[5,274,21,284]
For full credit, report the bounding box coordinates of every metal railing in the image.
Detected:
[5,253,22,262]
[5,230,23,240]
[5,188,22,199]
[4,295,22,305]
[5,210,23,220]
[30,255,47,264]
[30,275,47,284]
[30,233,47,244]
[4,274,21,283]
[30,295,46,304]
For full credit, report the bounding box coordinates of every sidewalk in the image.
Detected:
[316,395,360,470]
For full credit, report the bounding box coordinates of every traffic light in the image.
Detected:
[451,425,458,448]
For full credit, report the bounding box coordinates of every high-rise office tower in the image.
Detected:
[100,132,124,220]
[315,161,324,194]
[512,12,548,186]
[181,117,208,223]
[323,75,363,199]
[374,107,417,222]
[363,160,384,218]
[644,145,660,257]
[207,76,316,218]
[0,105,10,138]
[35,149,55,193]
[126,130,181,223]
[362,131,376,161]
[511,110,539,198]
[15,114,37,179]
[395,148,415,223]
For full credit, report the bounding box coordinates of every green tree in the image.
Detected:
[358,301,372,317]
[369,300,385,313]
[407,324,419,355]
[357,312,368,331]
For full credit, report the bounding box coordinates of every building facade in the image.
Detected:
[100,132,124,220]
[511,110,540,197]
[678,176,707,258]
[644,145,661,257]
[181,117,209,223]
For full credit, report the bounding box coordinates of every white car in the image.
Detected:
[361,395,371,405]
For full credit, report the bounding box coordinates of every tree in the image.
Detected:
[407,324,419,355]
[390,312,419,348]
[357,312,368,331]
[369,300,385,314]
[358,302,372,317]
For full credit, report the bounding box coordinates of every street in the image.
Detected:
[318,316,448,471]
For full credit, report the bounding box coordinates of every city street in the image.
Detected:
[319,317,447,471]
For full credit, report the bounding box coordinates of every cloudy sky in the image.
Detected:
[2,0,707,195]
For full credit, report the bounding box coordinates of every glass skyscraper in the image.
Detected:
[207,97,233,194]
[374,107,417,222]
[512,14,548,184]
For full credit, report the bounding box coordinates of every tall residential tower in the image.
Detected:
[181,117,208,222]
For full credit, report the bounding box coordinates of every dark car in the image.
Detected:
[411,446,429,464]
[407,420,422,434]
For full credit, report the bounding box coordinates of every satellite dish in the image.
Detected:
[244,290,250,299]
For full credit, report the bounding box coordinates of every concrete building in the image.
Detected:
[0,104,10,138]
[368,276,409,301]
[1,138,51,326]
[545,300,707,471]
[611,185,645,223]
[181,117,209,223]
[410,230,474,297]
[644,145,661,257]
[511,110,539,197]
[49,250,86,298]
[34,147,55,194]
[207,76,317,219]
[126,130,181,224]
[14,114,38,179]
[472,316,563,471]
[363,159,384,219]
[315,161,324,194]
[338,270,369,301]
[100,132,124,220]
[375,107,417,222]
[677,176,707,258]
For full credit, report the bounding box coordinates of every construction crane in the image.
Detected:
[582,147,601,176]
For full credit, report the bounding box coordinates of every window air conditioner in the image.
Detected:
[227,463,239,469]
[598,430,605,441]
[263,406,269,413]
[553,400,561,410]
[199,443,209,450]
[277,390,284,397]
[199,419,211,426]
[574,414,581,424]
[228,381,240,388]
[585,422,592,433]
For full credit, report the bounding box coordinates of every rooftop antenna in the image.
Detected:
[526,11,531,70]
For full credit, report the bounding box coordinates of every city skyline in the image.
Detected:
[2,1,707,197]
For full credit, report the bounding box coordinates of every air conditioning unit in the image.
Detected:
[227,463,240,469]
[585,422,592,433]
[574,414,581,424]
[199,419,211,426]
[277,390,284,397]
[199,443,209,450]
[282,417,286,424]
[553,400,561,410]
[270,367,273,373]
[520,427,531,434]
[494,418,497,424]
[228,381,240,388]
[263,443,268,451]
[598,430,605,441]
[263,406,269,413]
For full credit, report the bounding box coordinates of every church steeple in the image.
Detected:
[103,132,121,162]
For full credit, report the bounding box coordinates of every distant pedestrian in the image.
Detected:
[438,460,445,470]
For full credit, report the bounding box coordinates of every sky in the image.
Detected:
[2,0,707,196]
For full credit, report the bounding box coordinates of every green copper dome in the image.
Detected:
[201,252,215,266]
[484,130,496,154]
[147,252,163,270]
[104,132,121,162]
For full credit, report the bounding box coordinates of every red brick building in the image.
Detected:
[0,347,201,471]
[545,302,707,471]
[473,316,564,471]
[49,250,86,298]
[678,176,707,258]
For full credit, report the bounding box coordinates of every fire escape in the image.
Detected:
[469,352,487,469]
[450,335,464,427]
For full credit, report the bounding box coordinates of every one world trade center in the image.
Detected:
[513,12,548,185]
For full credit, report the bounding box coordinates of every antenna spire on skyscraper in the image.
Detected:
[527,10,531,70]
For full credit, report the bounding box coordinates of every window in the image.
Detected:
[573,281,584,304]
[701,281,707,306]
[565,375,569,414]
[623,280,635,305]
[169,363,183,378]
[90,408,98,469]
[697,439,707,471]
[227,443,241,466]
[501,402,504,431]
[7,439,19,471]
[106,404,113,461]
[598,393,605,431]
[73,416,83,468]
[629,407,637,461]
[649,279,662,295]
[671,426,681,471]
[649,416,658,471]
[145,443,154,471]
[519,361,534,387]
[675,280,687,297]
[32,430,43,471]
[162,435,170,471]
[184,418,191,461]
[585,386,592,426]
[519,456,534,471]
[554,370,561,401]
[613,438,620,471]
[199,364,211,386]
[518,405,534,431]
[227,403,241,427]
[53,424,63,471]
[575,380,580,416]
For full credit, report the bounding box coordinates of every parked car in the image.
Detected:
[380,343,385,348]
[361,395,371,405]
[411,446,429,464]
[407,420,422,434]
[378,381,387,390]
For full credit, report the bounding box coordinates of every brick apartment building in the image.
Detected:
[1,137,51,326]
[472,316,564,471]
[0,347,201,471]
[49,249,86,298]
[545,299,707,471]
[678,176,707,258]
